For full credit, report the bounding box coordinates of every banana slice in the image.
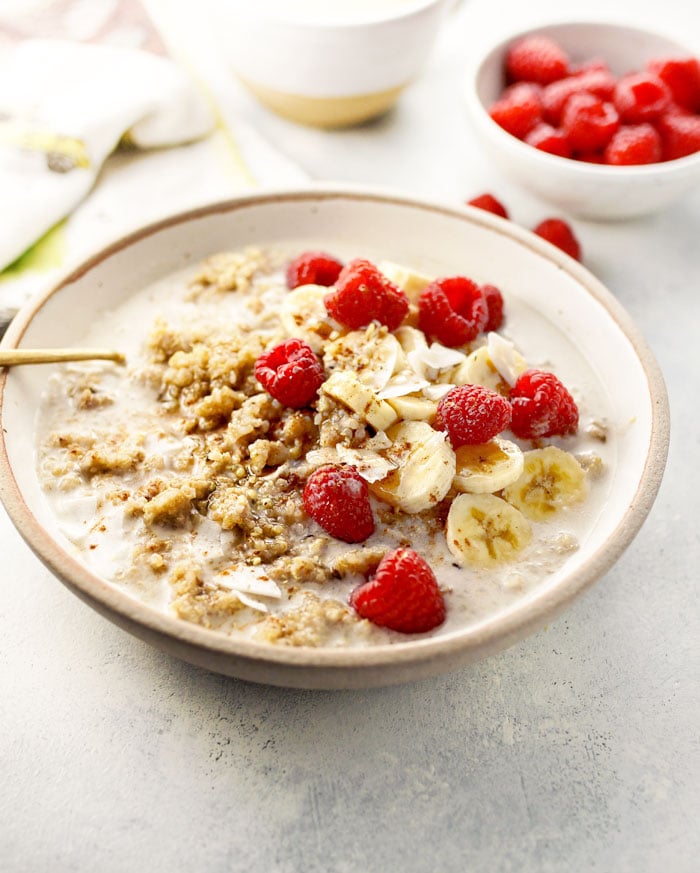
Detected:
[451,335,528,393]
[446,493,532,567]
[386,395,437,422]
[502,446,587,521]
[324,328,403,391]
[369,420,455,513]
[395,325,429,358]
[321,371,398,432]
[453,438,524,494]
[378,261,434,303]
[279,284,334,352]
[451,345,501,391]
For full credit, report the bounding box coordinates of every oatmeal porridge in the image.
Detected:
[36,246,612,647]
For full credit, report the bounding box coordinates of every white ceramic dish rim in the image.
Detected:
[465,20,700,177]
[0,187,670,677]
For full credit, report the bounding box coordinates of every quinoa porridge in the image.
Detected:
[36,246,613,647]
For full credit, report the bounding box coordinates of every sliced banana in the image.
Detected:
[446,493,532,567]
[502,446,587,521]
[378,261,434,303]
[453,438,524,494]
[321,370,398,432]
[386,394,437,422]
[324,328,402,391]
[451,345,503,392]
[395,325,429,358]
[279,284,334,352]
[450,335,528,393]
[369,420,455,513]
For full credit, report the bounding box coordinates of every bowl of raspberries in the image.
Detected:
[465,22,700,219]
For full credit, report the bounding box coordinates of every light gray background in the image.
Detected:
[2,1,698,871]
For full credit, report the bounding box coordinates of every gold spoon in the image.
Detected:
[0,348,125,366]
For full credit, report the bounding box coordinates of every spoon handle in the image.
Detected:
[0,349,125,366]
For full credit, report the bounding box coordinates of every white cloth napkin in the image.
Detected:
[0,39,214,272]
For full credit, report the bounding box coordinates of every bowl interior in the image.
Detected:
[0,191,669,686]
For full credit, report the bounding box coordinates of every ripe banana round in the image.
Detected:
[451,344,503,392]
[321,370,398,432]
[502,446,587,521]
[370,420,455,513]
[453,438,524,494]
[446,493,532,567]
[386,394,437,422]
[279,284,333,352]
[378,261,434,303]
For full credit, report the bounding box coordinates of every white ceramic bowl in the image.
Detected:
[211,0,451,127]
[0,188,669,688]
[465,21,700,220]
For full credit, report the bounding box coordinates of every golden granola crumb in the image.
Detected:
[188,247,269,297]
[253,591,360,646]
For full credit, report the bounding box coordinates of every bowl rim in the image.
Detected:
[0,186,671,674]
[223,0,447,30]
[464,19,700,177]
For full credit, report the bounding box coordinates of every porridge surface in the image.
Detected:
[36,247,615,647]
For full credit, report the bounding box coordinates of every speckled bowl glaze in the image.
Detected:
[465,21,700,219]
[0,188,669,688]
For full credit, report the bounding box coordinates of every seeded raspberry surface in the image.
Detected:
[286,251,343,289]
[303,465,375,543]
[510,369,579,439]
[254,338,324,408]
[506,35,570,86]
[481,284,505,332]
[604,124,662,165]
[350,548,445,634]
[324,259,408,331]
[467,193,510,219]
[436,384,512,448]
[533,218,582,262]
[418,277,488,347]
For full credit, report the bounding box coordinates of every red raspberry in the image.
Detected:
[577,151,606,164]
[467,193,509,219]
[254,338,324,408]
[542,71,616,124]
[489,83,543,139]
[303,465,374,543]
[562,93,619,151]
[481,283,505,332]
[524,122,572,157]
[435,384,512,448]
[505,35,570,86]
[573,58,611,76]
[656,113,700,160]
[604,123,662,165]
[648,57,700,113]
[324,258,408,331]
[286,251,343,289]
[614,73,671,123]
[418,277,488,347]
[509,369,579,439]
[349,548,445,634]
[533,218,582,262]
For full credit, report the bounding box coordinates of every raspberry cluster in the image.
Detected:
[488,35,700,164]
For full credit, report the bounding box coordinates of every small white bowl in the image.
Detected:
[211,0,451,127]
[465,21,700,220]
